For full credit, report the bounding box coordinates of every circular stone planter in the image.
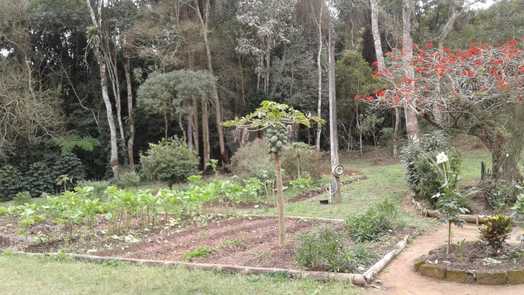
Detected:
[414,255,524,285]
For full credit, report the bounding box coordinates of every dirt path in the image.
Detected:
[365,223,524,295]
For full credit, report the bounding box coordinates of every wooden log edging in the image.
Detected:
[410,194,489,225]
[364,235,409,282]
[7,234,410,287]
[10,251,368,286]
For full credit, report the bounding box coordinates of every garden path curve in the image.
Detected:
[364,223,524,295]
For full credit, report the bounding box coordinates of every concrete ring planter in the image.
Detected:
[415,255,524,285]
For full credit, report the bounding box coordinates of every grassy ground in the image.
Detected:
[0,147,489,295]
[0,254,356,295]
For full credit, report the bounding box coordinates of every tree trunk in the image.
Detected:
[86,0,119,179]
[196,0,228,165]
[315,2,324,152]
[202,99,210,167]
[274,153,285,247]
[100,62,120,179]
[192,97,200,154]
[370,0,400,156]
[402,0,419,142]
[327,13,342,204]
[124,58,135,170]
[393,107,400,158]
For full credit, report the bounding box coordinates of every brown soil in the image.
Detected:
[93,216,411,273]
[364,223,524,295]
[424,241,524,272]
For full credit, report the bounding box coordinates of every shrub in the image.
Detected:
[13,192,32,206]
[400,131,461,206]
[480,215,512,253]
[513,194,524,216]
[281,143,322,180]
[113,170,141,188]
[141,138,199,185]
[0,153,85,200]
[345,199,401,242]
[289,176,315,190]
[0,165,22,201]
[481,179,522,211]
[230,139,274,181]
[296,227,375,273]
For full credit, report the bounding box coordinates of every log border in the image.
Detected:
[5,233,410,287]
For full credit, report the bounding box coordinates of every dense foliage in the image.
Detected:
[480,215,513,253]
[400,131,461,206]
[295,227,375,273]
[140,138,199,186]
[345,198,402,242]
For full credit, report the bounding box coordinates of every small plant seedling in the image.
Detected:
[183,246,213,261]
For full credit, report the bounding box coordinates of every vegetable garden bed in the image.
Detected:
[4,216,411,286]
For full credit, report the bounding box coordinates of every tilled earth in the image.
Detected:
[96,217,343,269]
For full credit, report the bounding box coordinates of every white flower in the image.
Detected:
[436,152,449,164]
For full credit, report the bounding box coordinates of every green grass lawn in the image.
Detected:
[0,254,357,295]
[0,148,489,294]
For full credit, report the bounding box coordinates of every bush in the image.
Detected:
[345,199,401,242]
[141,138,199,185]
[13,192,32,206]
[0,165,22,201]
[289,176,315,190]
[230,139,275,181]
[113,169,141,188]
[400,131,461,206]
[480,215,512,253]
[281,143,322,180]
[0,153,85,200]
[481,179,522,211]
[295,227,375,272]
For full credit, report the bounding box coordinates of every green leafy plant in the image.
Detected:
[428,151,469,255]
[113,170,141,188]
[295,227,375,272]
[400,131,461,207]
[345,198,401,242]
[141,138,199,186]
[289,177,315,191]
[480,215,512,253]
[183,246,213,261]
[13,191,32,206]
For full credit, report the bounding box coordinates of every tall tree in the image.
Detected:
[85,0,121,178]
[191,0,228,165]
[401,0,419,142]
[327,1,342,204]
[369,0,401,157]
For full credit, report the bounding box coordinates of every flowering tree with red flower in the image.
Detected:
[369,39,524,181]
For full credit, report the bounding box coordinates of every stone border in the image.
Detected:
[410,194,489,225]
[6,234,409,287]
[415,255,524,285]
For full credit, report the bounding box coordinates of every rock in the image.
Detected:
[507,269,524,284]
[418,263,446,279]
[413,257,426,271]
[476,271,507,285]
[446,269,475,283]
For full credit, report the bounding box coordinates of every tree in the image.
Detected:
[189,0,228,165]
[377,39,524,182]
[224,101,320,246]
[236,0,298,95]
[401,0,419,142]
[326,2,342,204]
[369,0,401,157]
[85,0,120,178]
